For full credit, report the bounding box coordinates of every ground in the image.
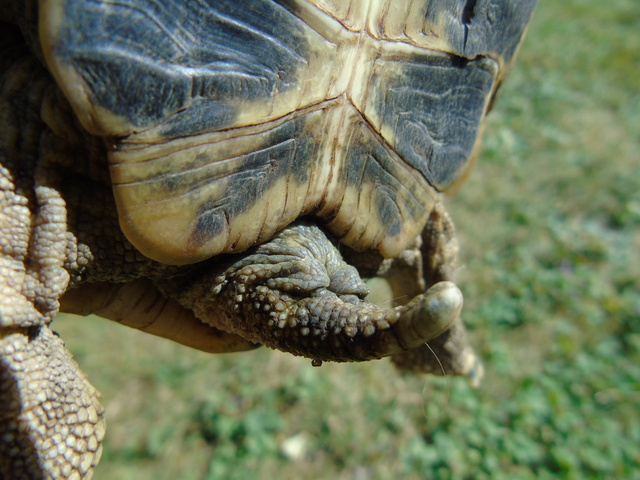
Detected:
[53,1,640,478]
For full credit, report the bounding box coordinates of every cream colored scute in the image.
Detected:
[113,95,438,265]
[307,0,457,55]
[113,105,339,264]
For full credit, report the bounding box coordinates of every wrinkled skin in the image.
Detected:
[0,2,516,479]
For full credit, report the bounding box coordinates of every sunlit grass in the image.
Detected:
[53,1,640,478]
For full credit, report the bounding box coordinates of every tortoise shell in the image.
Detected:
[41,0,536,264]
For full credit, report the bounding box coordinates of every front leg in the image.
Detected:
[159,223,463,363]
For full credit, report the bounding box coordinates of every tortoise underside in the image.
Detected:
[40,0,534,264]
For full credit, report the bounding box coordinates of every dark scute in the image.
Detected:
[73,55,190,130]
[424,0,537,61]
[159,98,237,139]
[190,113,318,245]
[372,55,496,190]
[374,193,403,237]
[193,200,228,244]
[56,0,311,136]
[342,125,415,237]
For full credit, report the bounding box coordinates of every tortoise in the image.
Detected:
[0,0,537,478]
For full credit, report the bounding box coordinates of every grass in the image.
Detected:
[53,1,640,479]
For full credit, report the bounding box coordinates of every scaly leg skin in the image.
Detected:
[158,223,463,363]
[0,44,106,479]
[0,327,105,480]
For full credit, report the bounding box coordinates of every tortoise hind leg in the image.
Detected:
[158,223,463,363]
[0,327,105,479]
[0,43,106,479]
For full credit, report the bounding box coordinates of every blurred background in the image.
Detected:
[54,1,640,478]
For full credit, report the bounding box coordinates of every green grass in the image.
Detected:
[53,1,640,479]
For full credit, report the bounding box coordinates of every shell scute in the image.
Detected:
[366,54,498,189]
[41,0,536,265]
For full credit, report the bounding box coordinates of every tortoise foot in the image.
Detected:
[162,223,463,362]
